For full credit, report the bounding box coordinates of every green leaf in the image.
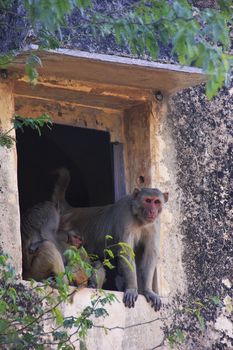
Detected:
[7,288,17,304]
[210,296,222,306]
[53,330,68,341]
[38,30,60,49]
[119,254,133,272]
[25,63,39,85]
[145,33,159,59]
[0,134,15,148]
[63,317,75,329]
[118,242,135,259]
[193,300,205,309]
[27,54,42,67]
[104,248,114,259]
[103,259,115,270]
[52,306,64,325]
[14,114,52,136]
[197,314,205,331]
[0,53,13,68]
[0,300,8,313]
[94,307,108,318]
[0,254,8,265]
[105,235,113,241]
[168,328,186,346]
[0,319,9,332]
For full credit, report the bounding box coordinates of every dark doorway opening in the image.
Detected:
[16,123,115,213]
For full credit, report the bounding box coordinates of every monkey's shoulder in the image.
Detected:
[22,201,57,220]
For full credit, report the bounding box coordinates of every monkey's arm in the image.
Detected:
[119,232,138,308]
[140,230,161,311]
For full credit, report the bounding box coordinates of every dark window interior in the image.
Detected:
[16,123,115,212]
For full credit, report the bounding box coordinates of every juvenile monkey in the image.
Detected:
[57,230,105,288]
[59,186,168,311]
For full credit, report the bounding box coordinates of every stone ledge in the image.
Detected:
[59,288,165,350]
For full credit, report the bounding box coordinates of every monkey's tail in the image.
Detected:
[52,168,71,208]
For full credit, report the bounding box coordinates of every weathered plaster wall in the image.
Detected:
[123,95,186,300]
[0,80,22,274]
[15,97,124,143]
[60,288,165,350]
[166,82,232,349]
[124,102,152,191]
[150,96,187,300]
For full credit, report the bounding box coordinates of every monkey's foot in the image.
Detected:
[143,291,161,311]
[123,288,138,308]
[87,280,97,289]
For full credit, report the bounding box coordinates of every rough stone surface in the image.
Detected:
[0,81,22,275]
[166,80,233,349]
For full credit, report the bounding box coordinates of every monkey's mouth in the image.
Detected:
[146,216,156,222]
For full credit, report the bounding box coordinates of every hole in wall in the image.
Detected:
[16,122,127,291]
[16,123,115,212]
[138,175,145,184]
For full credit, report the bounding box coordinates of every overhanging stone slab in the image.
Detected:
[12,48,206,96]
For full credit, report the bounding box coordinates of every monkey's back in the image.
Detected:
[59,196,134,256]
[21,201,60,245]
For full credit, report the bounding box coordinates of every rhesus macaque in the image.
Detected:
[21,170,105,288]
[59,186,168,311]
[57,230,105,288]
[21,201,61,280]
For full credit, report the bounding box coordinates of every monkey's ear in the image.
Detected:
[133,188,140,198]
[163,192,169,202]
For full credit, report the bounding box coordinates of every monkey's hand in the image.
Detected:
[123,288,138,308]
[29,240,46,254]
[143,290,161,312]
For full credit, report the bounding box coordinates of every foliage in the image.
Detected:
[103,235,135,271]
[0,252,118,350]
[0,114,52,148]
[167,328,186,348]
[0,236,132,349]
[64,246,94,284]
[165,296,226,349]
[0,0,232,97]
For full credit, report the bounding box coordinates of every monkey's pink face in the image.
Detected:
[68,234,84,249]
[142,196,162,223]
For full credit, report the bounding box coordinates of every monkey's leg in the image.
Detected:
[71,266,89,287]
[25,241,66,281]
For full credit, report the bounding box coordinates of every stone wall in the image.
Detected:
[0,80,22,275]
[165,81,232,349]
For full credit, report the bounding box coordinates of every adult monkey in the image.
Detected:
[21,172,105,288]
[59,186,168,311]
[21,201,87,285]
[21,201,62,280]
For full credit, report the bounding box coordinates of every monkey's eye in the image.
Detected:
[145,198,152,203]
[154,199,161,204]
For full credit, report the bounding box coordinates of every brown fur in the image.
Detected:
[21,169,105,288]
